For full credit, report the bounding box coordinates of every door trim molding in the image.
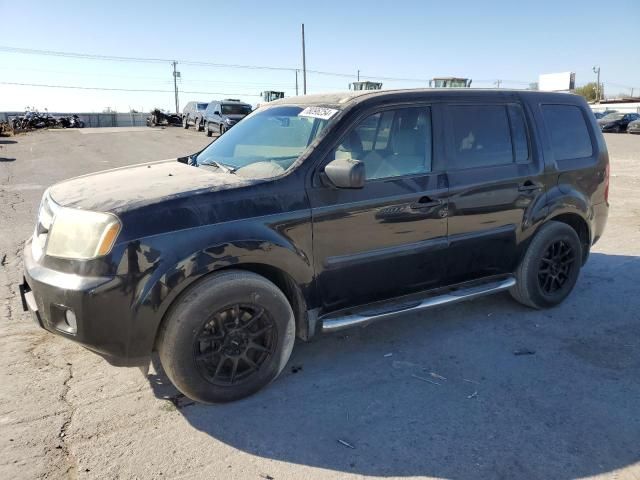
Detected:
[324,236,448,270]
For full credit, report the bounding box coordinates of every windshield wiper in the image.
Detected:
[192,155,236,174]
[208,160,236,174]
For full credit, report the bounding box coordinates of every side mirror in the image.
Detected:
[324,158,365,188]
[214,111,221,116]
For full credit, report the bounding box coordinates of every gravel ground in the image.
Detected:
[1,128,639,480]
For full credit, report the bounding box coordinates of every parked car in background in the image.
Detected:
[182,101,209,130]
[598,112,640,133]
[627,118,640,134]
[20,89,609,403]
[593,111,606,119]
[147,109,182,127]
[58,114,85,128]
[203,99,252,137]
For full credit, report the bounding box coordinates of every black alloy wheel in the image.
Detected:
[510,221,583,309]
[537,240,576,295]
[194,304,277,386]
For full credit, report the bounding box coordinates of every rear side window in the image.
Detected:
[448,105,516,168]
[541,105,593,161]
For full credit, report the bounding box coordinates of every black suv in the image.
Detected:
[203,99,252,137]
[182,101,209,131]
[20,89,609,403]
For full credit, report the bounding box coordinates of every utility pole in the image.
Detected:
[295,69,299,96]
[494,79,502,88]
[593,66,601,103]
[172,61,180,114]
[357,69,360,82]
[301,23,307,95]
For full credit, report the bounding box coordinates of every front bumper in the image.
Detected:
[20,238,146,367]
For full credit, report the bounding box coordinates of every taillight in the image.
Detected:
[604,163,610,204]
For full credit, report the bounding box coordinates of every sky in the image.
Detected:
[1,0,639,113]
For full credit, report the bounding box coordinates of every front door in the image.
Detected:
[308,105,449,312]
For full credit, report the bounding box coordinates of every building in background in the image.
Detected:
[538,72,576,92]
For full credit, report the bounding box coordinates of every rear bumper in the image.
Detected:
[20,238,148,367]
[591,202,609,246]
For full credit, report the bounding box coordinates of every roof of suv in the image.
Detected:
[268,88,581,108]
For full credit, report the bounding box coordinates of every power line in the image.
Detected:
[0,81,261,96]
[0,45,296,72]
[0,45,457,84]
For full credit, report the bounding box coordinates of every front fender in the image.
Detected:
[123,213,313,360]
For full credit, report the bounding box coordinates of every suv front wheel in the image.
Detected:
[158,270,296,403]
[510,221,583,309]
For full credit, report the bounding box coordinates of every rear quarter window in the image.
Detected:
[541,105,593,161]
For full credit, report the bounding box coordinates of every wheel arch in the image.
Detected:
[150,262,310,353]
[546,212,591,264]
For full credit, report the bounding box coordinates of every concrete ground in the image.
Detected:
[1,127,639,480]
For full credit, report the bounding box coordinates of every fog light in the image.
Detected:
[64,309,77,333]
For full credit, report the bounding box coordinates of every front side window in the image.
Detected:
[542,105,593,161]
[195,105,332,178]
[197,103,209,111]
[448,105,515,169]
[331,107,432,180]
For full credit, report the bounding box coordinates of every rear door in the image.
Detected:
[443,100,546,283]
[308,104,449,312]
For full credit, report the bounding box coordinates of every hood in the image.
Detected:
[48,159,254,213]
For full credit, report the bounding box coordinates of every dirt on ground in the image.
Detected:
[1,128,639,480]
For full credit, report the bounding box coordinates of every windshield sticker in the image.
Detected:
[298,106,339,120]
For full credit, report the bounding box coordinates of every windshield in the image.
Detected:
[195,105,333,178]
[221,104,252,115]
[197,103,209,111]
[603,113,624,121]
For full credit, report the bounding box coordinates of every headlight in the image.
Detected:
[46,207,121,259]
[225,118,233,124]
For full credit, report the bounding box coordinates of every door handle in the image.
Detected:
[410,197,443,210]
[518,181,543,192]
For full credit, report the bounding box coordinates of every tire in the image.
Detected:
[194,117,201,132]
[206,122,212,137]
[183,116,189,129]
[158,270,296,403]
[510,221,583,309]
[219,124,226,135]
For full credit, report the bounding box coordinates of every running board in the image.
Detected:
[321,276,516,333]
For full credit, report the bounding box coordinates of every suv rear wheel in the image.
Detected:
[183,116,188,129]
[158,270,295,403]
[206,122,213,137]
[510,221,583,309]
